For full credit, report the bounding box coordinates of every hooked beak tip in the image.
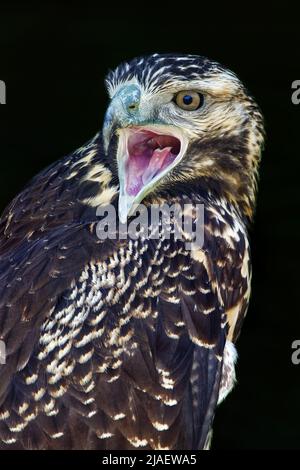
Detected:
[118,192,136,223]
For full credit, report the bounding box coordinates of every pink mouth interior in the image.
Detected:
[125,129,181,196]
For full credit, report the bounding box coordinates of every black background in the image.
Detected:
[0,2,299,449]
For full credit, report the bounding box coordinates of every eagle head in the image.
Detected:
[103,54,264,223]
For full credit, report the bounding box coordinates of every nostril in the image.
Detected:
[128,103,138,111]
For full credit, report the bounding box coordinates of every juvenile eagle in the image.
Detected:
[0,54,264,450]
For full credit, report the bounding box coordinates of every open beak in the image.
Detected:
[116,125,188,223]
[102,85,188,222]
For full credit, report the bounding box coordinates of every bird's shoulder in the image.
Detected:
[201,196,251,341]
[0,134,117,255]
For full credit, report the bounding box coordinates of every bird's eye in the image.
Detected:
[175,91,204,111]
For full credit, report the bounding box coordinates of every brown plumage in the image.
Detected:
[0,54,264,449]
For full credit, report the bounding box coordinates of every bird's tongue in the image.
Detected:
[125,133,180,197]
[142,146,172,184]
[126,147,173,196]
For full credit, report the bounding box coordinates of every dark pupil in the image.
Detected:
[183,95,193,105]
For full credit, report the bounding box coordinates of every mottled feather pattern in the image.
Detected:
[0,138,249,449]
[0,53,263,449]
[106,53,239,97]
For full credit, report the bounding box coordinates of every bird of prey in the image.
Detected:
[0,53,264,450]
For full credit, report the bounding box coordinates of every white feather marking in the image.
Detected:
[218,340,238,404]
